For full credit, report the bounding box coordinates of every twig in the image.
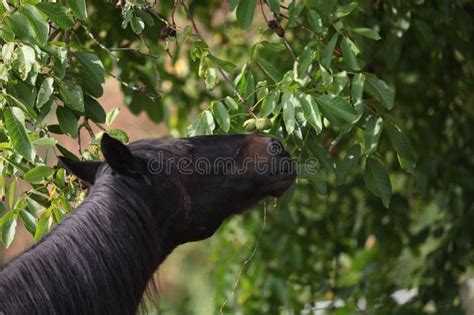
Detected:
[48,27,61,41]
[108,47,160,59]
[278,12,324,41]
[219,203,267,314]
[282,35,298,60]
[171,0,179,27]
[180,0,256,117]
[146,7,170,26]
[270,11,319,86]
[82,24,119,62]
[77,119,95,156]
[262,0,289,11]
[259,0,269,24]
[259,2,319,86]
[85,21,164,61]
[90,120,106,131]
[109,73,161,100]
[139,33,161,91]
[82,24,161,100]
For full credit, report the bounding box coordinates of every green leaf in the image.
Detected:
[365,75,395,110]
[6,81,37,116]
[208,55,236,73]
[230,0,240,11]
[341,37,360,71]
[385,119,416,173]
[201,110,215,135]
[1,215,17,248]
[13,45,36,81]
[316,94,359,126]
[106,107,120,126]
[308,10,323,33]
[287,2,303,28]
[4,93,33,118]
[352,27,381,40]
[351,73,365,112]
[52,207,64,223]
[26,198,44,217]
[48,124,64,135]
[36,98,53,125]
[77,71,103,98]
[336,144,361,185]
[244,70,255,106]
[236,0,257,29]
[66,0,87,20]
[268,0,280,13]
[74,51,106,84]
[32,136,57,146]
[84,97,106,124]
[58,80,84,112]
[224,96,239,111]
[364,157,392,208]
[213,102,231,132]
[310,178,327,195]
[204,67,219,90]
[4,107,35,161]
[0,177,4,200]
[312,144,335,173]
[137,10,154,26]
[56,144,78,161]
[36,2,75,30]
[322,33,338,69]
[319,64,333,86]
[35,216,51,241]
[36,77,54,109]
[334,71,348,95]
[130,15,145,34]
[19,209,37,235]
[260,89,280,117]
[23,165,54,184]
[282,93,296,134]
[1,43,15,63]
[5,12,35,42]
[22,4,49,45]
[257,58,283,82]
[108,129,129,143]
[0,22,15,42]
[297,44,317,80]
[56,106,78,138]
[299,94,322,134]
[8,181,16,209]
[332,2,358,20]
[261,41,286,52]
[364,115,384,154]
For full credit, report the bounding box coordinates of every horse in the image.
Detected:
[0,133,295,314]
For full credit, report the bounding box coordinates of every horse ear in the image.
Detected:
[58,156,100,187]
[100,133,138,174]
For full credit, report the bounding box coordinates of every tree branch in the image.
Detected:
[180,0,255,117]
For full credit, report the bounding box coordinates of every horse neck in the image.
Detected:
[0,177,163,315]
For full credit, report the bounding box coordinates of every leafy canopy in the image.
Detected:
[1,0,473,314]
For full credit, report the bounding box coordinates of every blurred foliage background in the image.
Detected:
[0,0,473,314]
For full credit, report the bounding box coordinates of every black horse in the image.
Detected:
[0,133,295,314]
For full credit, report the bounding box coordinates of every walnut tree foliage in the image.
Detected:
[0,0,473,314]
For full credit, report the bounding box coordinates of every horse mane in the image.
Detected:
[0,174,165,314]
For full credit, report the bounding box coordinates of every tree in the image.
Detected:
[0,0,473,314]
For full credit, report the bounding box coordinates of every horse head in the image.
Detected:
[59,134,296,247]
